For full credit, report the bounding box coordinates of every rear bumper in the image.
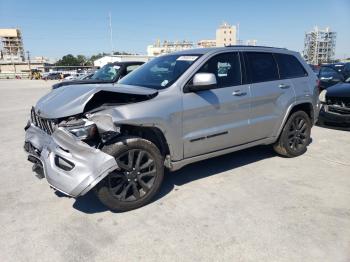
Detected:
[24,124,117,197]
[319,105,350,125]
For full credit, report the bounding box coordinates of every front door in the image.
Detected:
[182,52,251,158]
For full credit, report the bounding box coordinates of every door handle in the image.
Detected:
[279,83,290,89]
[232,90,247,96]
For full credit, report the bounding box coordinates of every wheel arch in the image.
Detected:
[117,124,171,158]
[275,102,314,139]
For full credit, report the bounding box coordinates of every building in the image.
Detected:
[147,40,194,56]
[0,28,25,62]
[303,26,336,65]
[93,54,152,68]
[216,22,237,47]
[246,39,257,46]
[197,39,216,48]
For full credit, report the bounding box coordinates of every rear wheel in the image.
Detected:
[273,111,311,157]
[94,136,164,212]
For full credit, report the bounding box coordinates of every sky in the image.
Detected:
[0,0,349,60]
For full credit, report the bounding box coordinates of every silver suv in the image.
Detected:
[24,46,320,211]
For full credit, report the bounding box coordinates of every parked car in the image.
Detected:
[318,63,350,90]
[63,73,87,81]
[24,46,319,211]
[52,61,144,89]
[42,72,61,80]
[42,72,70,80]
[318,74,350,126]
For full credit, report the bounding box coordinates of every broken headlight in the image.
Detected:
[61,119,98,140]
[319,90,327,104]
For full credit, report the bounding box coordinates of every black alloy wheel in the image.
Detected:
[94,136,164,212]
[287,116,309,151]
[273,111,311,157]
[108,149,157,201]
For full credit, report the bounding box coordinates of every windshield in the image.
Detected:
[119,54,200,89]
[319,66,350,83]
[91,64,121,80]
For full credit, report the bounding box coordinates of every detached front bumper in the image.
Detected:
[319,105,350,126]
[24,124,118,197]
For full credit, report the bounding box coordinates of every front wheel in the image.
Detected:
[273,111,311,157]
[94,136,164,212]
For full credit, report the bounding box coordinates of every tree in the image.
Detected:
[55,54,79,66]
[76,55,88,66]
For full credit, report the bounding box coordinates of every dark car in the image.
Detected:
[318,71,350,127]
[318,63,350,90]
[43,73,61,80]
[52,61,144,89]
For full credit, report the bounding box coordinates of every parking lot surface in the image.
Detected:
[0,80,349,262]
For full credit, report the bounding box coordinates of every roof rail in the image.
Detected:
[225,45,287,50]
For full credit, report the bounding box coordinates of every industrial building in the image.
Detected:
[303,26,336,65]
[0,28,25,62]
[0,28,52,76]
[197,39,216,48]
[147,40,194,56]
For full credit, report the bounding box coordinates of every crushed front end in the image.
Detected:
[24,107,118,197]
[319,97,350,126]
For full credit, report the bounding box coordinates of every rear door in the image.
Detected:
[182,52,251,158]
[244,52,295,140]
[274,53,311,104]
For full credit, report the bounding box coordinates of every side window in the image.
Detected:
[126,64,140,74]
[274,53,308,78]
[246,52,279,83]
[198,52,241,88]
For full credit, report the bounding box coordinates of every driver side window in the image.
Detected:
[197,52,242,88]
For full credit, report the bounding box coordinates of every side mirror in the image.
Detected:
[185,73,217,93]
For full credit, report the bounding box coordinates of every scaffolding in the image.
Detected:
[0,28,25,62]
[303,26,336,65]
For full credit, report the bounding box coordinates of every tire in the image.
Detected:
[273,111,311,157]
[94,136,164,212]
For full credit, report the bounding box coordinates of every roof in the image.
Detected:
[109,61,145,66]
[171,46,291,56]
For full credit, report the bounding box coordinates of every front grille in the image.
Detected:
[327,97,350,108]
[326,97,350,115]
[328,106,350,115]
[30,107,57,135]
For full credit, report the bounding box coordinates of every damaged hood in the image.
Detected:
[35,84,158,119]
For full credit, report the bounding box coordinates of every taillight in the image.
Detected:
[316,79,321,93]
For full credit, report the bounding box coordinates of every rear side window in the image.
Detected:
[274,53,308,78]
[246,52,279,83]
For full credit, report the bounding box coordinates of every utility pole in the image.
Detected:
[109,12,114,55]
[26,51,31,71]
[237,23,240,45]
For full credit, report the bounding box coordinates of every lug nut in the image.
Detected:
[134,179,137,182]
[127,179,130,182]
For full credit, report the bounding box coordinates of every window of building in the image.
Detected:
[274,53,308,78]
[224,31,226,34]
[224,38,226,41]
[196,52,241,88]
[246,52,279,83]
